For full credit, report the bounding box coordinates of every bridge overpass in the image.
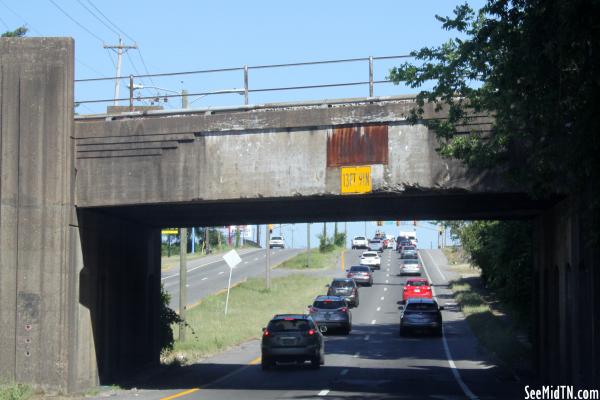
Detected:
[1,38,598,391]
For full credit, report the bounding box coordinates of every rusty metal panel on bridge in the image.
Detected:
[327,124,388,167]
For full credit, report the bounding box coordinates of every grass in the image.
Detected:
[449,279,531,373]
[164,273,330,364]
[277,247,342,270]
[0,383,32,400]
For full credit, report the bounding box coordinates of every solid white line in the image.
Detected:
[318,389,330,396]
[422,250,448,282]
[376,306,381,312]
[201,277,208,281]
[218,271,224,275]
[340,369,348,376]
[254,258,259,261]
[371,319,376,324]
[419,251,479,400]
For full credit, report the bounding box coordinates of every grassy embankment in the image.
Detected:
[164,249,340,363]
[444,247,531,375]
[277,247,343,269]
[0,383,31,400]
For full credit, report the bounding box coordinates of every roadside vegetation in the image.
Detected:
[0,383,31,400]
[161,274,330,364]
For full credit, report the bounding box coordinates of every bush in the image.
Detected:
[318,234,336,253]
[333,232,346,247]
[159,284,183,353]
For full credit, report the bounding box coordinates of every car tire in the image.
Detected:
[344,326,351,335]
[399,326,406,337]
[310,355,320,369]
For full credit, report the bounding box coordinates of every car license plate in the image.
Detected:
[281,337,296,345]
[414,289,421,293]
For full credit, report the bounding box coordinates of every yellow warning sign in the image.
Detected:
[161,228,179,235]
[340,166,372,194]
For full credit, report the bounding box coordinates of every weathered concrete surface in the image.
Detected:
[74,102,505,209]
[534,196,600,386]
[0,38,96,390]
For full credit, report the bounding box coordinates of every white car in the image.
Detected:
[269,236,285,249]
[351,236,369,249]
[400,259,421,275]
[360,251,381,270]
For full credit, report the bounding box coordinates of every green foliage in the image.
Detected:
[318,234,336,253]
[333,232,347,247]
[389,1,600,231]
[1,26,28,38]
[446,220,533,322]
[0,383,31,400]
[159,284,183,353]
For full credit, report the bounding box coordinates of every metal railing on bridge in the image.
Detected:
[74,54,414,114]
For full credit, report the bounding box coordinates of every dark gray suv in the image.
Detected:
[399,298,443,336]
[308,296,352,334]
[326,278,359,307]
[261,314,325,370]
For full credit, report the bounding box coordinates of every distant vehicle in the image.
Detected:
[400,259,421,276]
[400,245,418,259]
[351,236,369,249]
[308,296,352,334]
[385,235,395,249]
[346,265,373,286]
[359,251,381,270]
[269,236,285,249]
[402,278,433,303]
[327,278,359,307]
[368,239,384,252]
[261,314,325,369]
[399,298,443,336]
[399,231,418,247]
[396,237,412,252]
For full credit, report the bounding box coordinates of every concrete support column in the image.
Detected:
[0,38,83,390]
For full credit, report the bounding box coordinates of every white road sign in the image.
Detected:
[223,249,242,269]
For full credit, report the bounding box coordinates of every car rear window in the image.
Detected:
[403,259,419,265]
[403,246,416,251]
[407,280,428,287]
[331,280,352,288]
[354,237,365,240]
[268,319,311,331]
[313,300,346,309]
[405,303,437,312]
[271,237,282,240]
[350,266,370,272]
[363,253,377,258]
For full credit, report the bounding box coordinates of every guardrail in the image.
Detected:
[75,54,413,112]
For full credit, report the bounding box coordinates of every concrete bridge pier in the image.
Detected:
[534,196,600,386]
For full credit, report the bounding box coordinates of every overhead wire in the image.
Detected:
[76,0,120,37]
[47,0,105,43]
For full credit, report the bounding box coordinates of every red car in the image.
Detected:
[402,278,433,303]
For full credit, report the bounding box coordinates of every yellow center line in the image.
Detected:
[160,388,200,400]
[249,356,262,365]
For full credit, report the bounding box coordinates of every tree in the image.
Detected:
[389,0,600,231]
[2,26,28,37]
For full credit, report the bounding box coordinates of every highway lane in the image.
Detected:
[101,248,523,399]
[162,247,301,309]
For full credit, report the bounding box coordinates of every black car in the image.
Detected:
[326,278,359,307]
[399,298,444,336]
[308,296,352,334]
[261,314,325,370]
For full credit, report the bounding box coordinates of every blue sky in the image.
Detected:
[2,0,479,248]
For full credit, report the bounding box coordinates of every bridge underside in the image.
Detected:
[88,191,554,227]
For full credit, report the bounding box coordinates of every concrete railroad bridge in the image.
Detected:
[1,38,598,391]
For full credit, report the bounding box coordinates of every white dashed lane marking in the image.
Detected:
[371,319,376,324]
[201,277,208,281]
[364,335,370,341]
[340,369,349,376]
[384,287,388,291]
[376,306,381,312]
[218,271,224,275]
[380,297,385,301]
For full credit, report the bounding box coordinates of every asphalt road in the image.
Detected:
[101,248,524,399]
[162,247,301,309]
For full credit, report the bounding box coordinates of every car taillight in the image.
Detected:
[263,330,270,337]
[309,307,318,313]
[339,307,348,313]
[308,329,315,336]
[347,273,352,278]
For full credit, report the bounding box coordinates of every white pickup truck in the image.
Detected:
[269,236,285,249]
[351,236,369,249]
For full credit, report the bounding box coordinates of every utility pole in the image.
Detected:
[181,89,189,109]
[265,227,271,289]
[103,37,137,105]
[205,228,210,254]
[256,224,260,246]
[306,223,311,267]
[178,228,188,341]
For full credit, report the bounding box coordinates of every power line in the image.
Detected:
[76,0,120,37]
[85,0,136,43]
[47,0,105,43]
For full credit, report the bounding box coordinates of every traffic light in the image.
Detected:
[268,224,273,233]
[376,221,383,226]
[396,221,400,226]
[413,220,416,226]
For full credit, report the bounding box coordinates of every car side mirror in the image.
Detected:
[318,325,328,333]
